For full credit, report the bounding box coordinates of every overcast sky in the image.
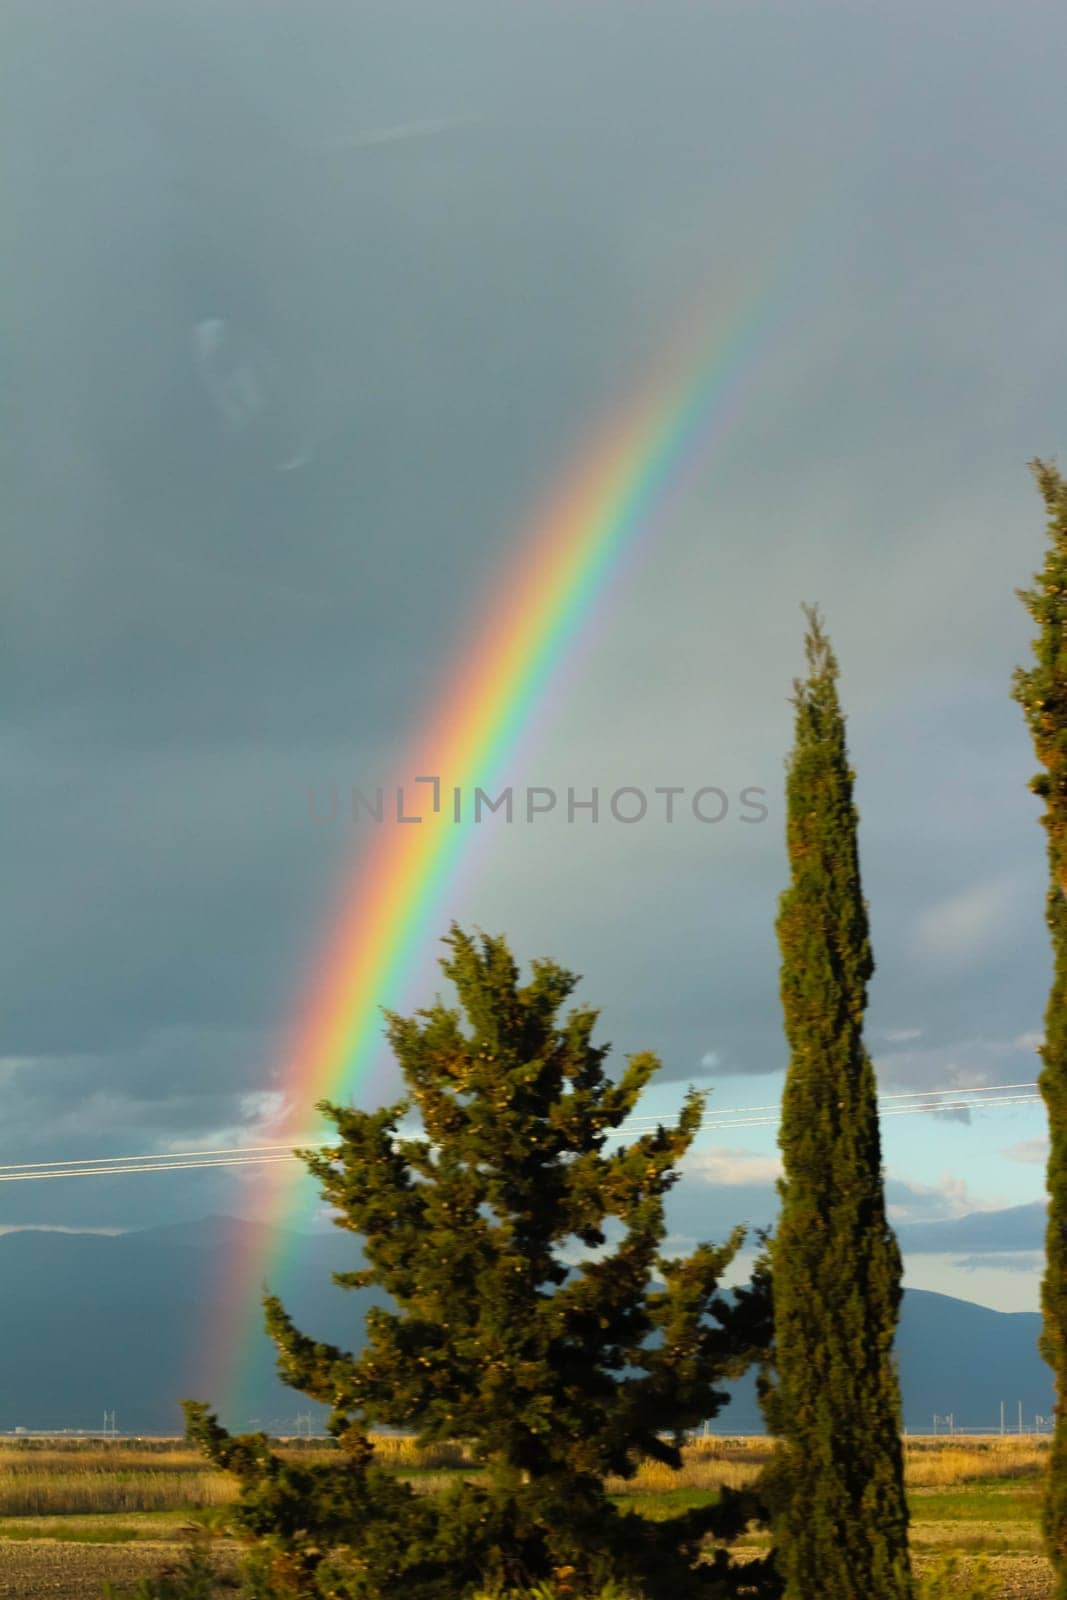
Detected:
[5,0,1066,1311]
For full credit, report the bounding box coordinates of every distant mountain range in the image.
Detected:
[0,1216,1052,1436]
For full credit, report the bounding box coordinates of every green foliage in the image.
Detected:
[762,608,912,1599]
[915,1553,998,1600]
[1013,458,1067,1591]
[186,928,775,1598]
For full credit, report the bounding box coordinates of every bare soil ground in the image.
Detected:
[0,1435,1056,1598]
[915,1554,1053,1598]
[0,1544,1054,1598]
[0,1539,238,1598]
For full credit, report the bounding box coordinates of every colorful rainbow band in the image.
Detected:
[213,246,801,1421]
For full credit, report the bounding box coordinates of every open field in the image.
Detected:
[0,1434,1055,1598]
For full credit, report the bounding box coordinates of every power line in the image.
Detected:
[679,1080,1041,1118]
[625,1092,1044,1135]
[882,1093,1041,1118]
[0,1081,1035,1176]
[0,1140,325,1173]
[621,1088,1042,1135]
[0,1154,297,1182]
[624,1082,1043,1127]
[0,1083,1042,1184]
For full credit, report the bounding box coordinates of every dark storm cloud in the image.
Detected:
[5,0,1067,1232]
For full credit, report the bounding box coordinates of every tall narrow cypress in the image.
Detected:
[763,607,912,1600]
[1013,459,1067,1585]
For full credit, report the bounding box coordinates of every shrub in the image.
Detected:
[916,1554,998,1600]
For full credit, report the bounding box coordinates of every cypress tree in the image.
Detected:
[762,607,912,1600]
[1012,459,1067,1585]
[187,926,777,1599]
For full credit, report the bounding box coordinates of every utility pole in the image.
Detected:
[1019,1401,1024,1436]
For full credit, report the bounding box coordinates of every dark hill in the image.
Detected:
[0,1220,1051,1435]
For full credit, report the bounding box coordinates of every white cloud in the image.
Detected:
[684,1146,782,1187]
[700,1051,721,1071]
[1004,1138,1049,1166]
[0,1223,126,1237]
[953,1252,1043,1275]
[173,1089,294,1155]
[902,1252,1041,1313]
[885,1171,1001,1224]
[910,875,1024,971]
[881,1028,925,1044]
[661,1232,698,1255]
[0,1056,39,1074]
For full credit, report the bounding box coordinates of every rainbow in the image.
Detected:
[214,255,795,1422]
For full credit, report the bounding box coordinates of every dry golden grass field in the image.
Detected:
[0,1433,1055,1598]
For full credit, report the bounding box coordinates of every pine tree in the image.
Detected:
[187,926,777,1600]
[1013,460,1067,1587]
[762,607,912,1600]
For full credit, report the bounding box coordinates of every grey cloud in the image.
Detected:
[896,1203,1047,1256]
[953,1253,1044,1276]
[884,1176,970,1224]
[872,1035,1042,1097]
[6,0,1067,1235]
